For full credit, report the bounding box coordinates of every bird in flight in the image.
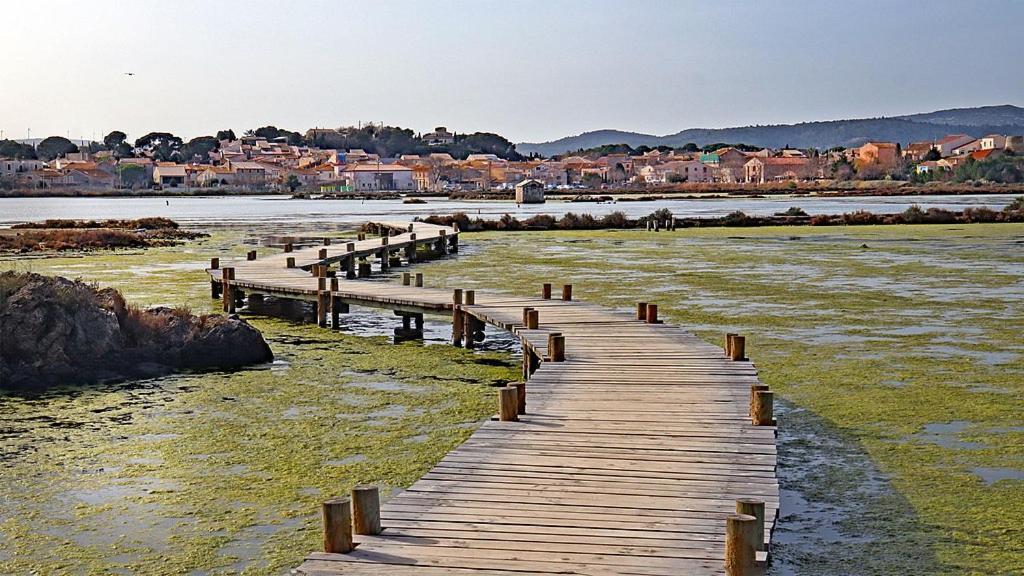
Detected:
[125,72,135,76]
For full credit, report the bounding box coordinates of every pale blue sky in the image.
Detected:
[1,1,1021,143]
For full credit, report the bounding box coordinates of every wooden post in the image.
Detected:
[749,384,769,417]
[321,498,353,553]
[414,272,423,287]
[330,277,339,291]
[319,248,328,259]
[736,498,765,552]
[526,309,539,330]
[351,486,381,535]
[381,236,389,246]
[465,290,475,305]
[725,333,738,357]
[730,335,746,361]
[452,289,464,346]
[541,283,552,300]
[522,307,533,326]
[402,272,411,286]
[548,332,565,362]
[346,242,356,252]
[357,232,365,241]
[725,513,758,576]
[463,312,475,350]
[317,290,329,327]
[561,284,573,301]
[330,295,342,328]
[211,278,221,299]
[637,302,647,320]
[499,386,518,421]
[323,237,331,246]
[645,303,659,324]
[286,257,296,268]
[221,268,235,313]
[247,250,256,261]
[284,243,293,253]
[210,257,219,269]
[345,254,356,279]
[511,382,526,414]
[752,390,774,426]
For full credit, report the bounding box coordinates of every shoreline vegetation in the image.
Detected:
[422,196,1024,231]
[0,218,207,252]
[0,271,273,391]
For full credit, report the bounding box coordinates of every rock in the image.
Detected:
[0,272,273,392]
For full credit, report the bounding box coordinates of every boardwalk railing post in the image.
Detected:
[319,248,328,260]
[210,258,222,299]
[465,290,475,305]
[402,272,411,286]
[725,513,758,576]
[317,277,327,291]
[323,237,331,246]
[221,267,235,313]
[637,302,647,320]
[749,385,769,417]
[330,277,339,291]
[284,243,293,253]
[511,382,526,414]
[561,284,573,301]
[730,335,746,361]
[736,498,766,552]
[645,303,659,324]
[725,333,738,357]
[499,386,518,421]
[322,498,353,553]
[210,257,219,269]
[526,309,539,330]
[452,289,464,347]
[752,390,774,426]
[286,257,296,269]
[351,486,381,535]
[548,332,565,362]
[522,307,533,327]
[541,283,552,300]
[414,272,423,287]
[247,250,256,261]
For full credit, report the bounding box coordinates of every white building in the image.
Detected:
[0,159,45,176]
[340,164,416,191]
[979,135,1007,150]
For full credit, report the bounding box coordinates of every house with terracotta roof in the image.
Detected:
[950,139,982,156]
[743,157,817,184]
[855,142,899,172]
[903,141,936,162]
[969,148,1002,162]
[339,163,416,191]
[153,164,188,187]
[935,134,975,157]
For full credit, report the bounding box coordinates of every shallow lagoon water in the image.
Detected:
[2,222,1023,574]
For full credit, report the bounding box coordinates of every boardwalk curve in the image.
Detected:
[207,222,778,575]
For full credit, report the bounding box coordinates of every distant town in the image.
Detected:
[1,123,1022,199]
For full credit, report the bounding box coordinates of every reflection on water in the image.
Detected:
[0,193,1017,226]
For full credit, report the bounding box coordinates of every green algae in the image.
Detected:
[0,232,518,575]
[417,224,1024,575]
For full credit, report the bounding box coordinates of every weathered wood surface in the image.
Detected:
[208,223,778,575]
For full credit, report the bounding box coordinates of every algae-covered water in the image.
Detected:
[415,224,1024,575]
[3,224,1023,575]
[0,231,519,575]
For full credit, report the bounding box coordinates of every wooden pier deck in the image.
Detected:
[207,222,778,576]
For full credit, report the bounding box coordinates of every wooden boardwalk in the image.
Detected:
[207,222,778,576]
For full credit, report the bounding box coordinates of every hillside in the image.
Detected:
[517,104,1024,157]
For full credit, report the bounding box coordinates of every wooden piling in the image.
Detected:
[323,237,331,246]
[730,335,746,361]
[402,272,411,286]
[221,267,235,313]
[548,332,565,362]
[452,289,464,346]
[284,243,293,253]
[645,303,659,324]
[463,313,476,350]
[499,386,518,421]
[318,277,327,291]
[246,250,256,261]
[541,283,552,300]
[561,284,573,301]
[637,302,647,320]
[317,290,329,327]
[330,277,339,291]
[347,242,356,252]
[510,382,526,414]
[319,248,328,259]
[210,257,219,269]
[414,272,423,287]
[725,513,758,576]
[522,307,534,326]
[321,498,353,553]
[749,385,769,417]
[736,498,766,552]
[465,290,475,305]
[351,486,382,536]
[752,390,774,426]
[725,333,738,357]
[526,309,539,330]
[286,257,296,268]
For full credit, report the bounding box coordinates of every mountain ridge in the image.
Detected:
[517,104,1024,157]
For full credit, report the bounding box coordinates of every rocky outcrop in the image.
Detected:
[0,272,273,391]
